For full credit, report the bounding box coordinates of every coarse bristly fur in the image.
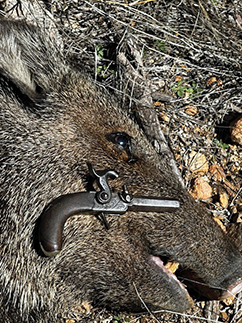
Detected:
[0,17,242,323]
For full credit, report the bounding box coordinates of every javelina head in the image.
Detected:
[0,18,242,322]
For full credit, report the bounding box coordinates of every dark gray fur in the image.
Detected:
[0,18,242,323]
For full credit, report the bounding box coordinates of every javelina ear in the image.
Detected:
[0,18,65,102]
[0,20,40,101]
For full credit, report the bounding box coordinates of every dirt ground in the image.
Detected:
[1,0,242,322]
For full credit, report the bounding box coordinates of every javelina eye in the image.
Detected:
[106,132,138,164]
[108,132,131,150]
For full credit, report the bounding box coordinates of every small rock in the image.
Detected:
[231,116,242,145]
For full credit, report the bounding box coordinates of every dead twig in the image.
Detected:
[118,36,184,186]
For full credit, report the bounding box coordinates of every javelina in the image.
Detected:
[0,17,242,323]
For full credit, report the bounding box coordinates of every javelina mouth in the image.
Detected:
[149,255,194,308]
[150,255,185,289]
[37,163,242,308]
[150,255,242,305]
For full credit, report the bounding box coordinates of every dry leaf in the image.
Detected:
[159,111,170,122]
[206,77,217,86]
[223,296,235,306]
[219,192,229,209]
[154,101,163,107]
[180,65,190,72]
[76,301,93,314]
[209,164,226,181]
[175,75,183,82]
[231,116,242,145]
[185,105,198,116]
[190,177,213,200]
[220,310,230,323]
[186,151,209,174]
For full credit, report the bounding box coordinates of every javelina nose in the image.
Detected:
[178,270,242,301]
[220,280,242,300]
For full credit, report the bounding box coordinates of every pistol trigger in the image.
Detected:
[100,213,110,230]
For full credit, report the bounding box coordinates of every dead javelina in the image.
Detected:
[0,17,242,323]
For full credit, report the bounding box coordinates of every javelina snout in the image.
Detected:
[0,18,242,322]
